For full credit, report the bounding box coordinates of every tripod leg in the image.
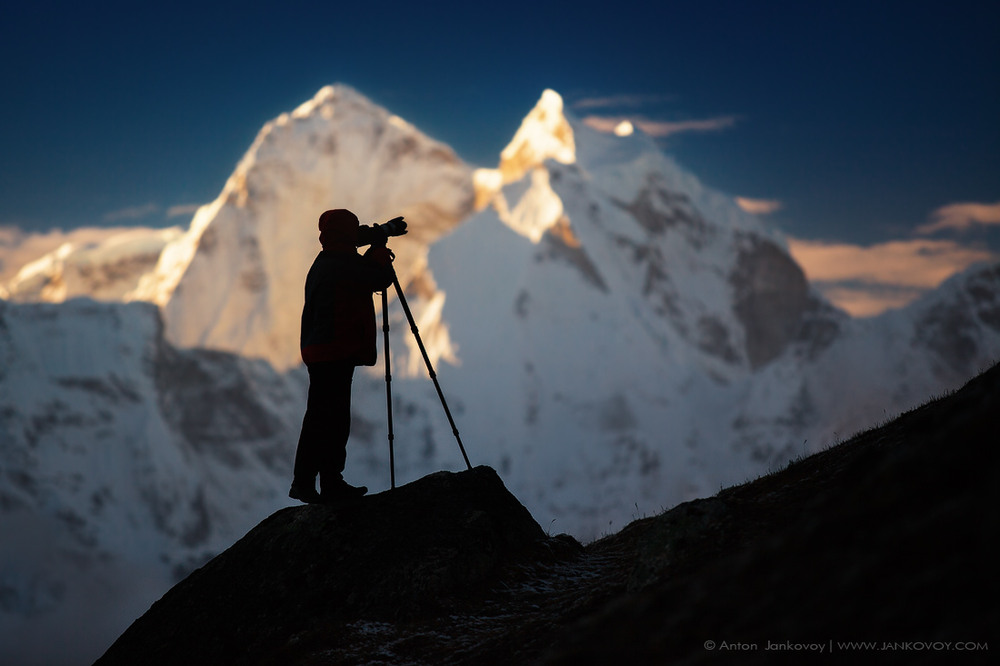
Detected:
[391,274,473,470]
[382,289,396,489]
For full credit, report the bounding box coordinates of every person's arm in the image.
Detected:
[359,245,395,292]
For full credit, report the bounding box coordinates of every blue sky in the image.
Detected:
[2,1,998,263]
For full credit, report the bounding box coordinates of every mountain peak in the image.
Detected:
[474,89,578,222]
[289,83,340,118]
[134,83,475,369]
[498,89,576,183]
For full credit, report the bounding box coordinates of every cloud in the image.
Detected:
[815,284,927,319]
[735,197,783,215]
[787,237,996,317]
[102,203,160,223]
[633,116,737,138]
[166,203,202,218]
[788,237,993,288]
[100,202,203,224]
[581,117,630,133]
[571,94,675,110]
[915,201,1000,235]
[582,114,737,139]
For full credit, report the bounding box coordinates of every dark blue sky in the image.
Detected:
[2,0,998,248]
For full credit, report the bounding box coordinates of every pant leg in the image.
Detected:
[318,362,354,492]
[293,361,355,488]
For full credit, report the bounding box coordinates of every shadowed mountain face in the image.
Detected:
[97,362,998,665]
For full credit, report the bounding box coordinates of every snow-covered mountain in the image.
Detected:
[0,298,307,664]
[740,259,1000,451]
[2,85,999,664]
[132,85,475,370]
[419,90,1000,532]
[0,225,181,302]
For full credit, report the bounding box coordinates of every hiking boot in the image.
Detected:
[321,479,368,503]
[289,481,324,504]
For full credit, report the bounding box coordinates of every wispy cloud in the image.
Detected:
[815,284,926,319]
[573,90,736,141]
[788,237,996,317]
[633,116,737,138]
[103,203,160,223]
[571,94,675,110]
[788,238,993,288]
[582,114,737,139]
[581,117,629,133]
[735,197,783,215]
[101,202,203,224]
[915,200,1000,235]
[166,203,202,218]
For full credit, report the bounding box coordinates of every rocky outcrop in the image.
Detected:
[95,466,567,665]
[731,233,811,368]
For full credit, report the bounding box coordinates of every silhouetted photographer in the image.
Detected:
[290,209,407,504]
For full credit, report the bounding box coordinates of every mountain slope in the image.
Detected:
[543,358,998,665]
[95,361,999,665]
[0,299,305,666]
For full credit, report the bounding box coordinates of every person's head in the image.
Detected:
[318,209,359,250]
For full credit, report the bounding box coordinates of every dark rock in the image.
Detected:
[537,217,608,293]
[731,234,811,368]
[95,466,553,666]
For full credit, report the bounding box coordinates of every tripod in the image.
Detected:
[381,272,472,489]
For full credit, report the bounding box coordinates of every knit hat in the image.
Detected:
[318,209,359,249]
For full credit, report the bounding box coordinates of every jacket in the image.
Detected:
[300,230,394,366]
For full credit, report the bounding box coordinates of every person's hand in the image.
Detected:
[377,216,408,237]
